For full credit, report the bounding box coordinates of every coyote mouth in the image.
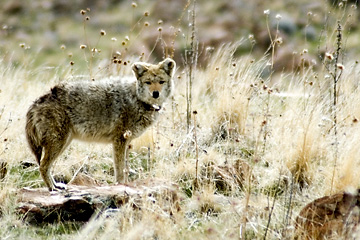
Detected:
[142,101,161,111]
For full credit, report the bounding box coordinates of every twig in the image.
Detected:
[263,175,280,240]
[193,111,199,190]
[330,21,343,194]
[185,0,198,133]
[68,156,90,185]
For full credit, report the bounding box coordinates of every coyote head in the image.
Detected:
[132,58,176,106]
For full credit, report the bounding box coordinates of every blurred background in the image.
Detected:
[1,0,359,73]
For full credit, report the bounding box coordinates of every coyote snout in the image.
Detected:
[26,58,176,191]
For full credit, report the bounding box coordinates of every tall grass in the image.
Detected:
[1,1,360,239]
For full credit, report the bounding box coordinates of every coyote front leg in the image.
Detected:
[113,138,128,183]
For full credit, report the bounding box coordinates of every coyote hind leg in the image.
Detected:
[40,135,71,191]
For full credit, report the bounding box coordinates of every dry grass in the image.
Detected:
[1,41,360,239]
[1,1,360,239]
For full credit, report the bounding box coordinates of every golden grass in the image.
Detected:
[1,39,360,239]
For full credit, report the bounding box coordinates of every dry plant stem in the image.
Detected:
[263,176,280,240]
[262,93,271,155]
[264,14,273,55]
[240,168,252,239]
[148,32,164,61]
[264,12,279,70]
[330,22,342,194]
[82,17,93,78]
[170,0,192,58]
[284,177,294,227]
[68,156,89,185]
[193,111,199,189]
[0,112,11,137]
[147,145,151,176]
[185,0,197,133]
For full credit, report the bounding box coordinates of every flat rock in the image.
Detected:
[295,190,360,239]
[17,179,181,224]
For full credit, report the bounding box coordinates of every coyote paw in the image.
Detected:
[49,182,67,192]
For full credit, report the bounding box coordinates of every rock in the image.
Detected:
[271,13,297,36]
[17,178,182,225]
[295,190,360,239]
[302,26,317,41]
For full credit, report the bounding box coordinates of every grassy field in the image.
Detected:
[1,0,360,239]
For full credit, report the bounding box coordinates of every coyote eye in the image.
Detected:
[159,81,165,84]
[144,81,151,85]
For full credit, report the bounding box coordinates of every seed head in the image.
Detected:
[264,9,270,15]
[336,63,345,70]
[70,61,75,65]
[132,2,137,8]
[111,37,117,42]
[144,11,149,17]
[80,9,86,15]
[19,43,25,48]
[275,37,283,45]
[80,44,87,49]
[275,14,282,20]
[325,52,334,60]
[85,16,90,21]
[125,35,130,41]
[60,44,66,50]
[158,27,162,32]
[158,19,163,25]
[144,21,150,27]
[100,30,106,36]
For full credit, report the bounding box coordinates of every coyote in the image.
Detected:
[26,58,176,191]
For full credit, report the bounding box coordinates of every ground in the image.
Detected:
[1,0,360,239]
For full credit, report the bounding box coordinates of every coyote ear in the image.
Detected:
[132,62,148,78]
[160,58,176,76]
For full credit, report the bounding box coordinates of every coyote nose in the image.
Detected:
[152,91,159,99]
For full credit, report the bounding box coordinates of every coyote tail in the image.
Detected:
[25,111,42,164]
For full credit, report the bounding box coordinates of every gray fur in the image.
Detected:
[25,58,176,191]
